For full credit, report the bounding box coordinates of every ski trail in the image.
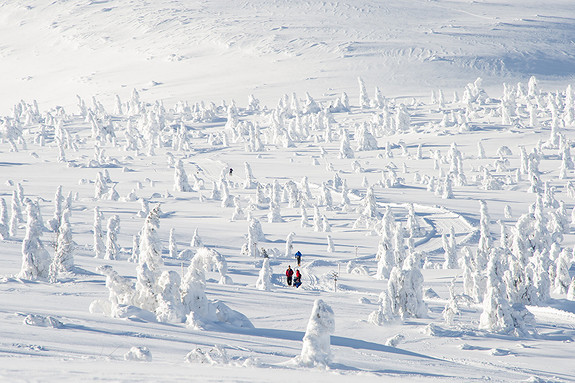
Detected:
[412,204,475,254]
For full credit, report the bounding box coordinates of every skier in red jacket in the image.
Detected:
[294,269,302,288]
[286,266,294,286]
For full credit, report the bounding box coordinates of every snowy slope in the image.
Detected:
[1,0,575,113]
[1,1,575,382]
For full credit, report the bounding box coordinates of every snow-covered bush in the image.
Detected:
[124,346,152,362]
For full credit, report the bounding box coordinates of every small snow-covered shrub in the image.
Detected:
[124,346,152,362]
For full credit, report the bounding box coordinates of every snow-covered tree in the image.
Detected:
[319,183,333,209]
[442,280,460,326]
[285,232,296,257]
[48,185,64,232]
[134,206,164,311]
[326,234,335,253]
[93,207,106,258]
[105,215,121,260]
[231,196,245,221]
[442,175,454,199]
[243,162,258,189]
[368,290,396,325]
[9,191,21,237]
[268,201,283,223]
[94,171,109,199]
[387,252,427,319]
[242,216,265,258]
[358,77,370,109]
[0,197,8,239]
[97,265,135,308]
[169,228,178,259]
[174,159,193,192]
[356,123,378,151]
[256,257,273,291]
[296,299,335,368]
[554,249,572,295]
[479,248,532,335]
[129,233,140,263]
[477,140,486,159]
[443,226,457,269]
[18,200,51,280]
[155,270,185,323]
[181,247,238,329]
[477,200,492,268]
[137,198,150,218]
[49,209,74,280]
[361,186,379,218]
[338,130,354,159]
[191,228,203,248]
[376,207,396,279]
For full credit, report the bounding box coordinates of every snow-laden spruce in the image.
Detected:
[104,215,121,260]
[479,248,533,335]
[18,199,51,281]
[255,257,273,291]
[182,248,247,329]
[386,251,426,320]
[0,197,8,239]
[93,207,105,258]
[49,209,74,280]
[294,299,335,368]
[174,159,193,192]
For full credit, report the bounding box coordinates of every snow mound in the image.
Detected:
[424,288,440,299]
[423,323,464,338]
[385,334,405,347]
[124,346,152,362]
[213,301,254,329]
[22,314,63,329]
[185,345,229,365]
[490,348,513,356]
[304,259,335,268]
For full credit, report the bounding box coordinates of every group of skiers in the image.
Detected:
[286,251,303,288]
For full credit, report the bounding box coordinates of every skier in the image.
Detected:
[286,265,294,286]
[295,250,302,266]
[293,269,302,288]
[229,168,233,176]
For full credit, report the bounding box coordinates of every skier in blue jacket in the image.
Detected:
[295,251,302,266]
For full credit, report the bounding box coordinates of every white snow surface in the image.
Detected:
[1,1,575,382]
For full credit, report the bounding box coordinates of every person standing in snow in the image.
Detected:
[286,265,294,286]
[295,250,302,266]
[294,269,302,288]
[229,168,233,176]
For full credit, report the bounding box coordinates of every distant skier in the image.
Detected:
[295,250,302,266]
[229,168,233,176]
[286,265,294,286]
[294,269,302,288]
